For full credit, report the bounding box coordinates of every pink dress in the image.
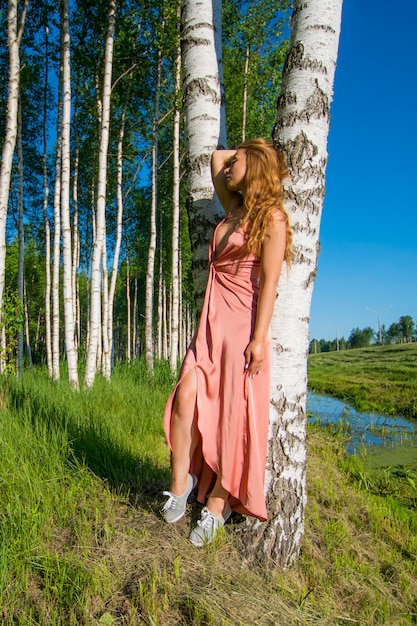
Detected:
[164,219,270,521]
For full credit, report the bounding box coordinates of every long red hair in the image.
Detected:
[238,138,293,264]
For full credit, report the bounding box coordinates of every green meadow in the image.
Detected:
[308,343,417,418]
[0,361,416,624]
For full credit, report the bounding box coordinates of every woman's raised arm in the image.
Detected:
[211,149,240,212]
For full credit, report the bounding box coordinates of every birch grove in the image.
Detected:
[0,0,27,373]
[0,0,350,568]
[0,0,306,399]
[241,0,343,568]
[84,0,116,387]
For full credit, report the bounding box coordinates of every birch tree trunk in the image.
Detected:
[105,103,128,377]
[126,255,131,362]
[72,131,80,349]
[101,240,110,378]
[157,252,163,360]
[241,44,250,142]
[241,0,343,569]
[169,37,181,373]
[0,0,28,373]
[60,0,79,388]
[181,0,227,312]
[52,73,63,381]
[84,0,116,387]
[17,99,24,377]
[43,24,52,378]
[144,48,161,372]
[132,275,137,359]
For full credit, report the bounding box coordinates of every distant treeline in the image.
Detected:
[310,315,416,353]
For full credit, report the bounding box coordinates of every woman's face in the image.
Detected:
[224,149,247,192]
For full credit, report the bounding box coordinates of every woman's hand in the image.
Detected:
[244,339,266,378]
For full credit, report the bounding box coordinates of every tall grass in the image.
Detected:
[1,362,416,624]
[308,343,417,418]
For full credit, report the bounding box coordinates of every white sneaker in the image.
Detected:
[189,501,232,547]
[161,474,197,523]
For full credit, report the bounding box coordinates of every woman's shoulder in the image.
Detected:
[269,207,287,225]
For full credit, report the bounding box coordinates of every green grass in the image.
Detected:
[308,343,417,418]
[1,363,416,624]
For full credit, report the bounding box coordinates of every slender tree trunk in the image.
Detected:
[126,255,131,362]
[60,0,78,388]
[17,98,24,377]
[0,0,28,373]
[178,244,185,360]
[52,71,63,381]
[181,0,227,312]
[241,44,250,142]
[157,252,163,360]
[106,102,128,376]
[132,275,138,359]
[43,24,52,377]
[144,48,161,372]
[241,0,343,569]
[163,280,168,361]
[72,127,80,349]
[24,282,32,370]
[85,0,116,387]
[170,36,181,373]
[101,240,110,378]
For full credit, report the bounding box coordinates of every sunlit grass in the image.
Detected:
[0,362,416,624]
[308,343,417,417]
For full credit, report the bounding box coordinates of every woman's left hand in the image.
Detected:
[244,339,266,378]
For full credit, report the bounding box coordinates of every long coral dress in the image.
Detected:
[164,218,270,521]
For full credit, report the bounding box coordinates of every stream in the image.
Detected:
[307,392,417,468]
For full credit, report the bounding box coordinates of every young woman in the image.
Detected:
[161,138,293,546]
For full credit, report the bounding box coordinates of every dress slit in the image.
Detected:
[163,220,270,521]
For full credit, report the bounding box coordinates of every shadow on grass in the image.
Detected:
[2,372,171,513]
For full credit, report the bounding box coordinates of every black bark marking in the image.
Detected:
[183,77,221,105]
[306,79,330,121]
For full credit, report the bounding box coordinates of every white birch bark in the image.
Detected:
[60,0,78,388]
[179,245,185,360]
[132,275,137,359]
[52,73,63,381]
[17,99,24,377]
[169,38,181,373]
[84,0,116,387]
[144,48,161,372]
[157,253,163,360]
[72,132,80,349]
[105,104,127,377]
[43,25,52,377]
[101,240,110,378]
[181,0,227,311]
[126,256,131,362]
[241,45,250,142]
[0,0,28,373]
[241,0,343,569]
[163,280,168,361]
[24,282,32,369]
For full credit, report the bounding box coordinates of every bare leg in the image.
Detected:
[170,369,198,496]
[206,473,229,517]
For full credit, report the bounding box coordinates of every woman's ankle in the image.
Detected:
[170,474,189,496]
[206,495,228,518]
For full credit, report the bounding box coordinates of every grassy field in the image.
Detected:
[308,343,417,418]
[0,363,416,625]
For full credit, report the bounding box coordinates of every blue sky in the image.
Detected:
[309,0,417,341]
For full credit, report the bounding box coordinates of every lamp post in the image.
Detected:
[364,305,392,344]
[328,323,340,351]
